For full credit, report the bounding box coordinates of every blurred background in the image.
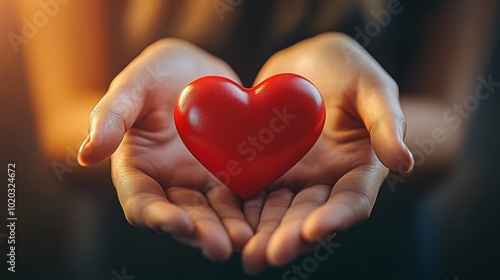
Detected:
[0,0,499,279]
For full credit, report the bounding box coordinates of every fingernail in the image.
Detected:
[77,134,91,166]
[402,143,415,173]
[325,233,337,242]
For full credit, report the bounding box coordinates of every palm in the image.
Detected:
[277,115,375,190]
[117,83,263,259]
[80,35,412,271]
[119,111,218,191]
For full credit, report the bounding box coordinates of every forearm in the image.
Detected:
[401,95,467,175]
[401,0,497,175]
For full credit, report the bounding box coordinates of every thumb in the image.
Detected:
[369,113,414,173]
[78,82,144,166]
[357,78,414,173]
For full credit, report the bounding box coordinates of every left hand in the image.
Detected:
[77,39,253,261]
[240,32,414,273]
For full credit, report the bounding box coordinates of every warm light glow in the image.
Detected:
[124,0,165,46]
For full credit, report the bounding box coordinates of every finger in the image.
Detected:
[242,188,294,274]
[242,230,271,274]
[357,76,414,173]
[111,163,194,236]
[242,190,266,231]
[166,186,233,261]
[206,186,254,252]
[266,185,330,266]
[77,80,145,166]
[77,39,242,167]
[301,164,387,242]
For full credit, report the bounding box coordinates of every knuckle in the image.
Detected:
[313,32,353,46]
[108,75,123,91]
[363,73,399,95]
[383,75,399,93]
[148,37,191,52]
[332,186,375,225]
[352,190,374,223]
[357,199,372,223]
[122,195,145,229]
[396,112,407,131]
[347,191,372,224]
[124,211,141,229]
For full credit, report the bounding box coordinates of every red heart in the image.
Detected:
[174,73,326,199]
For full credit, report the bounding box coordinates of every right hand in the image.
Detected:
[77,38,253,261]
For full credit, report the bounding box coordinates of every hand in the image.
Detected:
[241,32,414,273]
[77,39,254,261]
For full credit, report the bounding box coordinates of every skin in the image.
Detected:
[77,34,414,271]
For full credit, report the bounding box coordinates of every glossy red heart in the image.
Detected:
[174,73,326,199]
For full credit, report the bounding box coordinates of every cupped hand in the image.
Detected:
[77,38,253,261]
[77,33,414,270]
[241,32,414,273]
